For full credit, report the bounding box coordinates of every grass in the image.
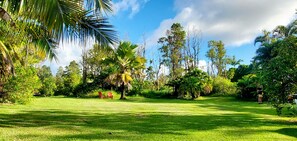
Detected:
[0,96,296,141]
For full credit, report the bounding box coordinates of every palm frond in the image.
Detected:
[85,0,113,14]
[0,40,15,79]
[78,13,117,45]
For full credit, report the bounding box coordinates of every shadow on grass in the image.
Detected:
[275,128,297,138]
[0,109,296,140]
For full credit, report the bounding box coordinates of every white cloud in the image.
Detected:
[44,39,95,74]
[198,60,207,72]
[158,64,170,76]
[112,0,150,18]
[148,0,297,47]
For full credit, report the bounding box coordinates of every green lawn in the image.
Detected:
[0,96,296,141]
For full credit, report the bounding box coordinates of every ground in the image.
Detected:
[0,96,296,141]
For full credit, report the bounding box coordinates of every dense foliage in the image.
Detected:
[3,66,41,104]
[212,76,237,96]
[258,36,297,115]
[104,41,146,99]
[237,74,259,100]
[179,69,212,99]
[38,65,56,96]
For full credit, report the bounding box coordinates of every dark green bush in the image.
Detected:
[141,89,173,99]
[237,74,258,100]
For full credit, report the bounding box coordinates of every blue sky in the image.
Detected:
[46,0,297,74]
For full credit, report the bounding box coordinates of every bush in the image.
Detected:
[127,80,143,96]
[80,88,119,98]
[212,76,237,96]
[141,89,173,99]
[3,66,41,104]
[73,82,98,97]
[202,83,213,96]
[39,77,56,96]
[179,69,212,99]
[237,74,258,100]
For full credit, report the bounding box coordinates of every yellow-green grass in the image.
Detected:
[0,96,296,141]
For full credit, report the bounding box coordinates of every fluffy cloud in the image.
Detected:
[148,0,297,47]
[44,39,95,74]
[112,0,150,18]
[198,60,207,72]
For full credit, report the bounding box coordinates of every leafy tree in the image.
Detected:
[179,69,212,99]
[259,36,297,115]
[38,65,56,96]
[85,44,113,81]
[206,40,226,77]
[3,66,41,104]
[146,60,156,81]
[63,61,81,96]
[104,41,146,99]
[158,23,186,96]
[55,66,65,95]
[158,23,186,79]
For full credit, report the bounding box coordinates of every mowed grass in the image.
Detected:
[0,96,296,141]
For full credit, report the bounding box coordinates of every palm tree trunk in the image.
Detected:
[0,7,15,26]
[120,83,126,100]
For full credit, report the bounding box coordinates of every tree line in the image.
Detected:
[0,1,297,115]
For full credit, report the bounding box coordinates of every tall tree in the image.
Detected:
[104,41,146,100]
[55,66,64,95]
[63,60,81,96]
[85,43,113,80]
[158,23,186,80]
[38,65,56,96]
[259,36,297,115]
[158,23,186,96]
[185,27,202,71]
[206,40,226,77]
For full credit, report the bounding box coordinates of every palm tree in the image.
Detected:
[253,19,297,67]
[104,42,146,100]
[0,0,116,79]
[273,20,297,38]
[0,0,116,52]
[254,30,272,46]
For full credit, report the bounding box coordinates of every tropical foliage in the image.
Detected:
[104,41,146,99]
[3,66,41,104]
[179,69,212,99]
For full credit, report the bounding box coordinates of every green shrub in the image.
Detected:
[141,89,173,99]
[202,83,213,96]
[237,74,258,100]
[212,76,237,96]
[73,82,98,97]
[127,80,143,96]
[80,88,119,98]
[3,66,41,104]
[39,77,56,96]
[179,69,212,99]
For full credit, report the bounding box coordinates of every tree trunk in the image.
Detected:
[0,7,15,26]
[120,83,126,100]
[191,92,196,100]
